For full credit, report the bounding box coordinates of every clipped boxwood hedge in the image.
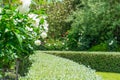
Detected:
[20,51,101,80]
[44,51,120,73]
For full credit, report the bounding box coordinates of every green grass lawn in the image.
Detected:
[97,72,120,80]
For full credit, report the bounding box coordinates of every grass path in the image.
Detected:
[97,72,120,80]
[20,52,101,80]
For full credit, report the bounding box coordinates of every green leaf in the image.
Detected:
[40,18,44,24]
[13,32,23,49]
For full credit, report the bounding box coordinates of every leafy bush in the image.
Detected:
[42,39,66,50]
[0,0,48,78]
[89,43,108,51]
[20,51,102,80]
[33,0,82,39]
[89,42,120,51]
[45,51,120,73]
[38,0,74,38]
[66,0,120,51]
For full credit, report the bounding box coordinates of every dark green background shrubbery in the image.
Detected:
[35,0,120,51]
[45,51,120,73]
[65,0,120,51]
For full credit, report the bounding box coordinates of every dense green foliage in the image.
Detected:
[0,6,34,69]
[35,0,81,39]
[0,0,48,79]
[66,0,120,51]
[45,0,83,39]
[45,0,73,38]
[45,51,120,73]
[20,51,102,80]
[43,39,66,50]
[38,39,68,51]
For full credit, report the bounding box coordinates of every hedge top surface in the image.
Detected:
[20,52,102,80]
[40,51,120,55]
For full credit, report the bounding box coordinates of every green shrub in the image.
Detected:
[89,43,108,51]
[89,42,120,51]
[39,39,66,50]
[45,51,120,73]
[20,51,102,80]
[38,0,74,39]
[0,1,48,78]
[66,0,120,51]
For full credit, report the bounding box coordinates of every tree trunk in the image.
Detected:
[15,59,20,80]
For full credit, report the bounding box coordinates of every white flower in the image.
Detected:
[13,19,17,25]
[14,19,23,25]
[33,18,40,27]
[40,32,47,39]
[0,8,2,19]
[32,32,37,36]
[109,40,114,46]
[43,20,49,27]
[40,15,47,19]
[44,26,48,32]
[28,13,40,27]
[62,43,65,45]
[34,40,41,46]
[16,18,22,22]
[28,13,38,20]
[25,26,33,31]
[18,0,32,14]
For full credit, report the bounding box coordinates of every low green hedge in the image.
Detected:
[20,52,102,80]
[44,51,120,73]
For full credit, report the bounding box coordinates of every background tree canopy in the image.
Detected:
[66,0,120,51]
[30,0,120,51]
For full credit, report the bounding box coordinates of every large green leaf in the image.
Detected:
[13,31,23,49]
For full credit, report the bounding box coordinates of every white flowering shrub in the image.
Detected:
[0,0,48,77]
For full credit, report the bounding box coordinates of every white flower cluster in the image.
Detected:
[27,13,48,46]
[17,0,48,46]
[18,0,32,14]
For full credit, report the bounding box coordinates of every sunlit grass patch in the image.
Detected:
[97,72,120,80]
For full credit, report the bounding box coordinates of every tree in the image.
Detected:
[66,0,120,51]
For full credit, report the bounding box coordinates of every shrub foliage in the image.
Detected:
[0,0,48,78]
[66,0,120,51]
